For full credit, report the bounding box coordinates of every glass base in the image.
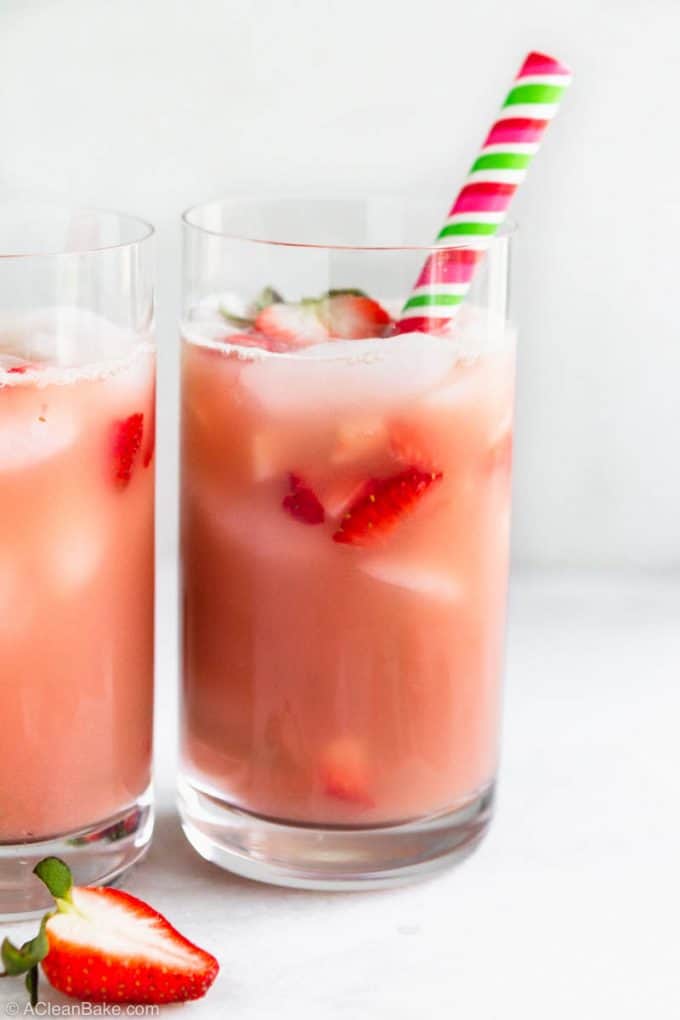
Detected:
[0,789,153,920]
[178,778,494,891]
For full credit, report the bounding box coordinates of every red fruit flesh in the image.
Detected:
[42,886,219,1005]
[112,413,144,487]
[332,466,442,545]
[282,473,325,525]
[319,294,392,339]
[321,739,375,807]
[255,303,328,347]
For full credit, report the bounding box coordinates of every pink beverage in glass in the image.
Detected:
[179,198,514,889]
[0,206,155,917]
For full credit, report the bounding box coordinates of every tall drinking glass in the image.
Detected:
[179,198,513,889]
[0,204,156,917]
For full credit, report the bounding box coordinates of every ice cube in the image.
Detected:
[361,557,462,602]
[47,523,104,592]
[198,488,330,564]
[331,417,388,465]
[0,415,77,471]
[239,334,461,416]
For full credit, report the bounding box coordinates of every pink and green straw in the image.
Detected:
[397,51,572,334]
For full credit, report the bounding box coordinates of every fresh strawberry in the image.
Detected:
[333,466,442,545]
[255,301,328,347]
[317,291,391,339]
[321,738,375,808]
[282,473,325,525]
[1,858,218,1007]
[112,413,144,487]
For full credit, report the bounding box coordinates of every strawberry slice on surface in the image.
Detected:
[317,292,392,339]
[282,473,325,525]
[0,858,219,1008]
[332,466,443,546]
[112,412,144,487]
[42,887,218,1004]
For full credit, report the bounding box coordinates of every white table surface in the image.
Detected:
[2,563,679,1018]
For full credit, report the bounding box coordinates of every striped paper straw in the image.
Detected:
[396,51,572,334]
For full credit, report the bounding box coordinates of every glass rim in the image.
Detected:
[0,201,155,260]
[182,195,517,253]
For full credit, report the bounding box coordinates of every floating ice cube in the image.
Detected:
[361,557,462,602]
[198,488,329,565]
[239,334,461,416]
[0,415,77,471]
[47,522,104,592]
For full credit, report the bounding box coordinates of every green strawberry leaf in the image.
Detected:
[218,306,253,328]
[252,286,283,311]
[33,857,72,900]
[1,916,49,976]
[325,288,367,298]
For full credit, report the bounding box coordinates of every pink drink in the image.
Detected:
[0,309,155,842]
[181,305,513,827]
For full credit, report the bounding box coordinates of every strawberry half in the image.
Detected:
[112,413,144,487]
[255,301,328,347]
[0,858,219,1007]
[282,473,325,525]
[317,292,391,339]
[333,466,443,546]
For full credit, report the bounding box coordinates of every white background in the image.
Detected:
[1,4,679,1018]
[2,0,679,567]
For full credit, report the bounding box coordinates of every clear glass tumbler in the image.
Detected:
[0,204,156,917]
[179,197,514,889]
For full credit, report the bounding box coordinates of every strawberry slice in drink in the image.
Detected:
[1,857,218,1007]
[317,292,391,339]
[111,412,144,487]
[321,737,375,808]
[333,466,443,546]
[255,289,391,346]
[282,473,325,525]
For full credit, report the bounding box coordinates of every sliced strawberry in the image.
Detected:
[255,301,328,347]
[112,413,144,487]
[317,292,391,339]
[2,857,218,1008]
[282,473,325,525]
[321,738,375,808]
[41,886,218,1004]
[333,466,442,545]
